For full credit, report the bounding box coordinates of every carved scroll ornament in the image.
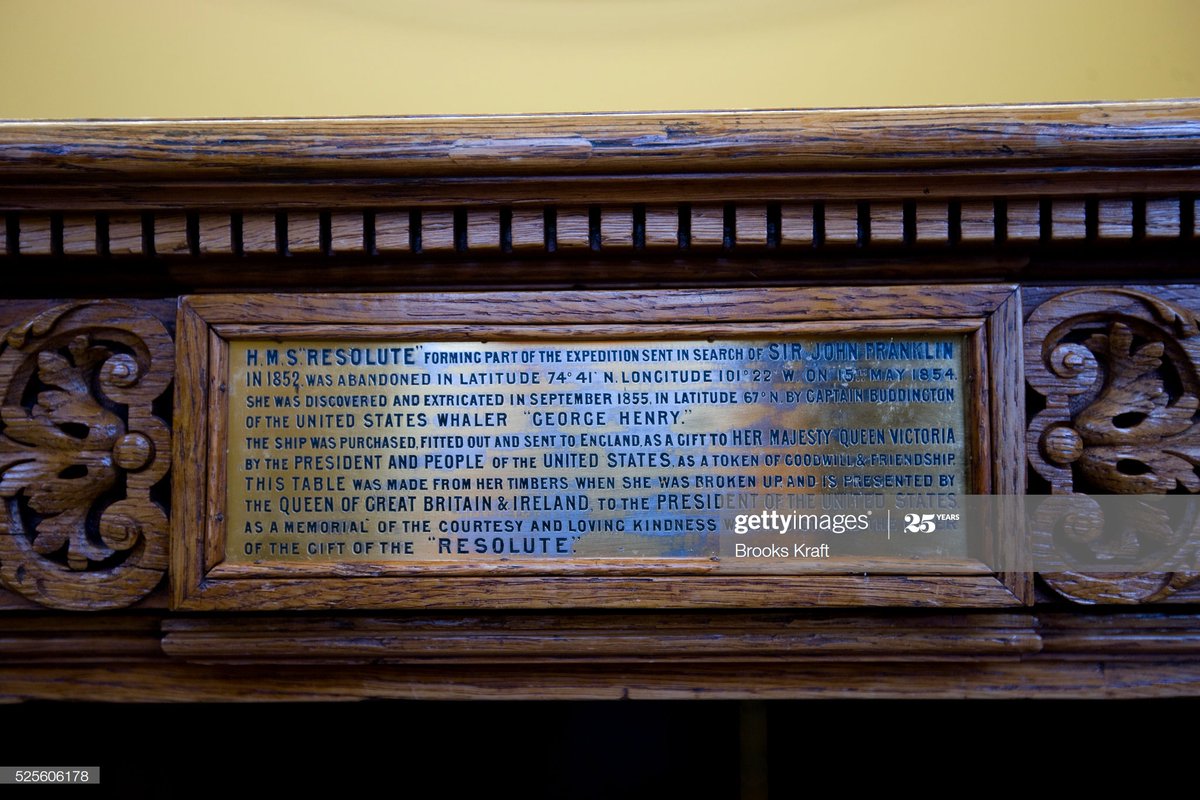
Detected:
[1026,288,1200,603]
[0,302,173,609]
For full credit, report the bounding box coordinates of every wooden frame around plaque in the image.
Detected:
[171,284,1026,610]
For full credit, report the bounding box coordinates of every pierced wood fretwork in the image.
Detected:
[1026,288,1200,603]
[0,302,173,610]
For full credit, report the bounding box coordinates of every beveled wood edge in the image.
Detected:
[3,659,1198,700]
[203,326,229,573]
[160,612,1039,662]
[172,575,1024,611]
[966,325,991,496]
[13,611,1200,700]
[203,556,994,580]
[1,101,1198,179]
[8,609,1200,663]
[989,291,1031,603]
[168,302,209,610]
[209,320,986,340]
[182,285,1018,324]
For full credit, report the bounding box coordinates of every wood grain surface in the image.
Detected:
[172,285,1027,611]
[2,610,1200,700]
[0,104,1197,700]
[0,102,1196,179]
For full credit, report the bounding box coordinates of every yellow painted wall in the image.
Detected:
[2,0,1198,119]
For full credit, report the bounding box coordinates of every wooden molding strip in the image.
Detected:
[6,660,1200,701]
[1,195,1194,258]
[4,611,1200,700]
[160,613,1042,663]
[1,102,1198,179]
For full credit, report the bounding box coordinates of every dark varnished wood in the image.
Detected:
[1,102,1197,179]
[1024,285,1200,604]
[174,286,1026,611]
[0,105,1198,700]
[159,612,1042,662]
[3,610,1200,700]
[0,300,174,609]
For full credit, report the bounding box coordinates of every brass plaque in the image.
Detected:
[225,335,969,565]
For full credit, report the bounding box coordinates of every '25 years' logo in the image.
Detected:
[903,513,937,533]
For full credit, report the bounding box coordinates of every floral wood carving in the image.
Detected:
[0,302,173,610]
[1026,288,1200,603]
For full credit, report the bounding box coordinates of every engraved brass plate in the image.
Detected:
[226,335,969,565]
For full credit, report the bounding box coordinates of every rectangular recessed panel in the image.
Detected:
[224,334,968,567]
[174,285,1026,610]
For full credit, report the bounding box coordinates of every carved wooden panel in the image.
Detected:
[0,104,1196,702]
[1026,287,1200,603]
[0,302,173,610]
[172,285,1028,611]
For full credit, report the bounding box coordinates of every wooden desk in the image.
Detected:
[1,103,1198,699]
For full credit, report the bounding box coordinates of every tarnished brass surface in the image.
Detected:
[225,336,968,564]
